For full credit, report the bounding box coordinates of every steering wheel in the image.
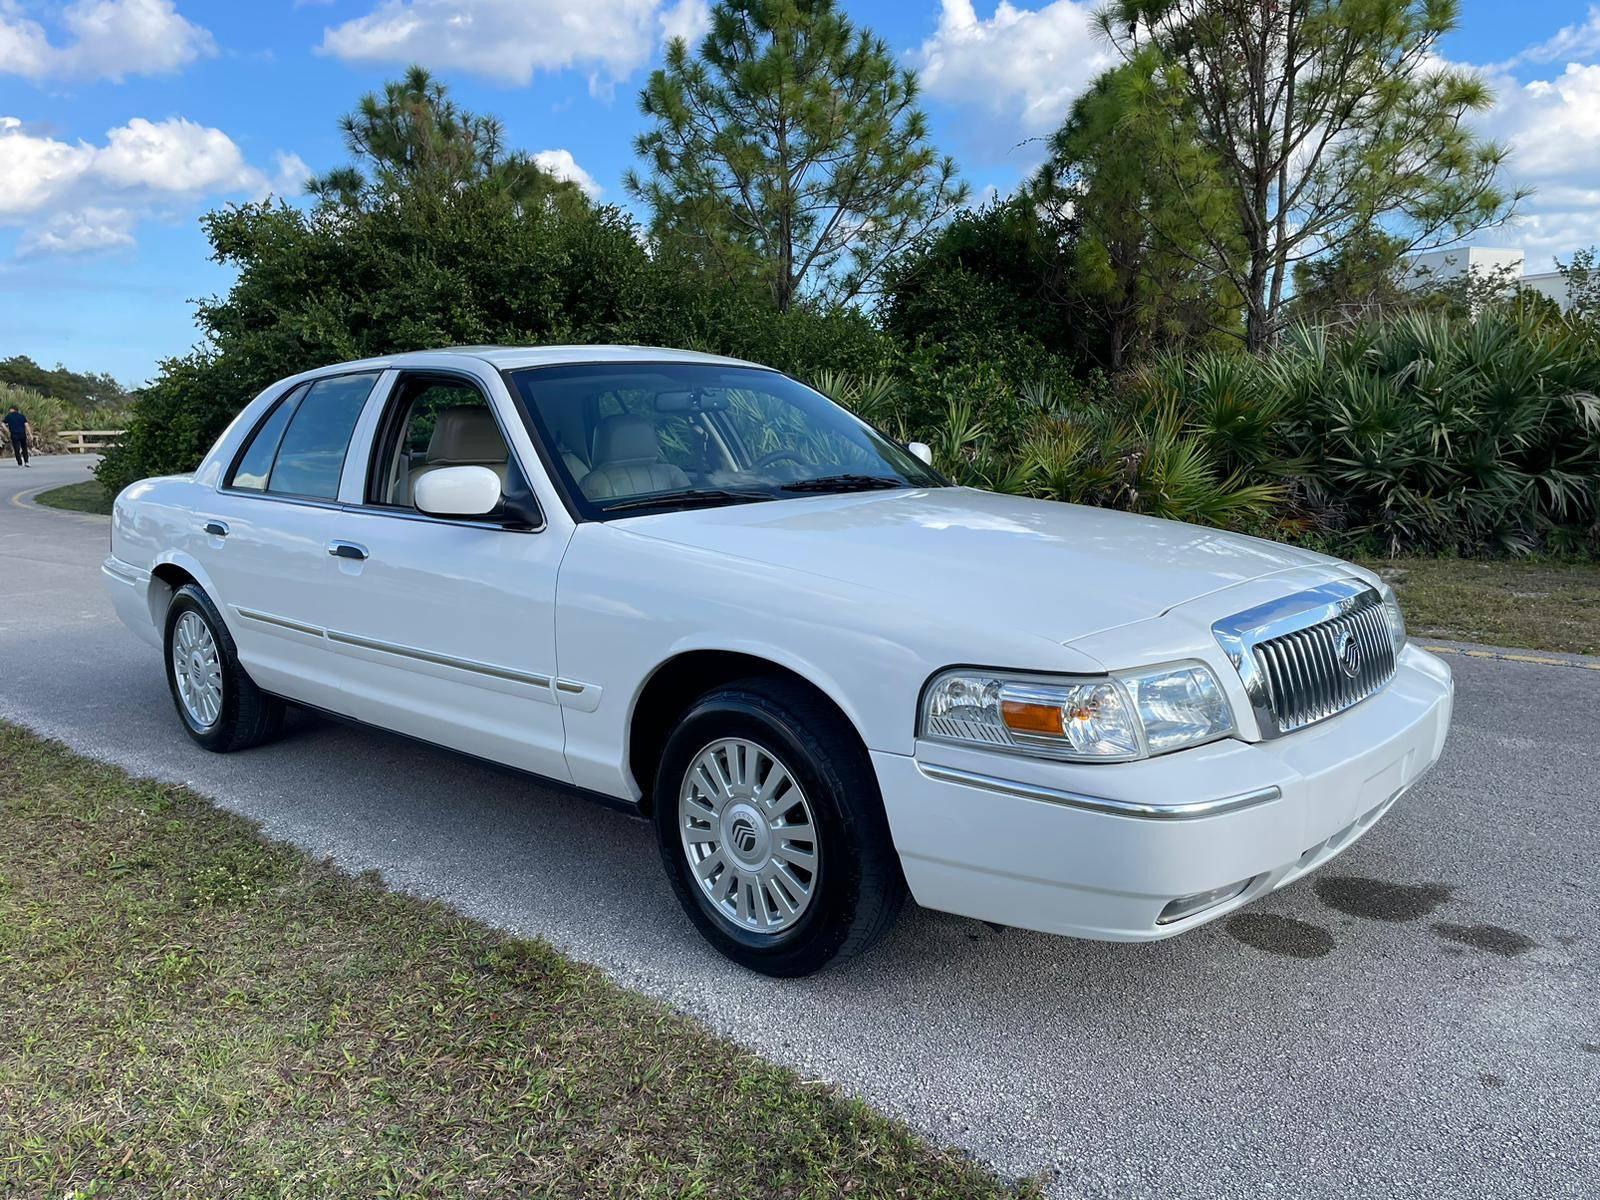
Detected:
[752,449,807,470]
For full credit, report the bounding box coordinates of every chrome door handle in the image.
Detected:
[202,520,229,537]
[327,540,369,561]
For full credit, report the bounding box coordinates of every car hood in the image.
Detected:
[615,487,1342,644]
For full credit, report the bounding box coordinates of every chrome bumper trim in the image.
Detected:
[915,761,1282,821]
[101,558,147,587]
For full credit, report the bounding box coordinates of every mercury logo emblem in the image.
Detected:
[730,817,759,857]
[1335,630,1362,678]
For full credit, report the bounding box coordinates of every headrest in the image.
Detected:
[426,406,507,464]
[592,414,664,465]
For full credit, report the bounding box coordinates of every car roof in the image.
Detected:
[306,344,772,376]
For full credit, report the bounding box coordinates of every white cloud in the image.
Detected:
[0,0,214,82]
[94,117,260,192]
[1468,60,1600,267]
[0,116,96,215]
[317,0,675,87]
[913,0,1114,136]
[0,115,293,256]
[1502,5,1600,68]
[18,206,135,255]
[532,148,602,198]
[270,151,313,197]
[657,0,708,49]
[1487,62,1600,180]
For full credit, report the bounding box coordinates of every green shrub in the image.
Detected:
[1275,314,1599,555]
[1114,312,1600,555]
[99,184,895,494]
[820,309,1600,556]
[816,361,1290,530]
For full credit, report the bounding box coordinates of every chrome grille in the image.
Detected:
[1213,579,1397,739]
[1251,598,1395,733]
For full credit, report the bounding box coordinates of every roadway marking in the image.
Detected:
[7,481,111,526]
[1421,643,1600,672]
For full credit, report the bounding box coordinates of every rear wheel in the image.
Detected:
[653,678,905,976]
[164,584,284,753]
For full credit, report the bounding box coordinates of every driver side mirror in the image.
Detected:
[907,441,933,466]
[414,465,503,518]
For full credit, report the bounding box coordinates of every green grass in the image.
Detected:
[0,723,1036,1200]
[1361,557,1600,656]
[32,479,113,515]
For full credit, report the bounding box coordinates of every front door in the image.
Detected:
[312,371,574,781]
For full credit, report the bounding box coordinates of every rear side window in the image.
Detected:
[228,385,305,492]
[232,373,379,500]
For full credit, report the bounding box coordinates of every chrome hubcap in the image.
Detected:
[171,611,223,729]
[680,738,818,935]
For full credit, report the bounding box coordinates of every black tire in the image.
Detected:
[163,583,284,753]
[653,677,905,976]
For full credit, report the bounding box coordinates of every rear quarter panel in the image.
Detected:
[109,476,227,641]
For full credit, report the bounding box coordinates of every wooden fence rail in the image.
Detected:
[56,430,126,453]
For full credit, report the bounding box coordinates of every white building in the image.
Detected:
[1404,246,1574,309]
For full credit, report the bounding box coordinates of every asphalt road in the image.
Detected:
[4,455,1598,1198]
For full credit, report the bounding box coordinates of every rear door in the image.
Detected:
[310,368,575,780]
[201,370,385,711]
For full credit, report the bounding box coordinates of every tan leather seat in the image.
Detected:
[579,414,690,500]
[408,406,509,505]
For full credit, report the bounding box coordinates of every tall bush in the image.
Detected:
[98,184,892,494]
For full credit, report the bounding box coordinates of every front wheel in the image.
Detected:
[163,583,284,753]
[653,678,905,976]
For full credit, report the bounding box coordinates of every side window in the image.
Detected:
[265,373,380,499]
[228,385,305,492]
[368,375,510,509]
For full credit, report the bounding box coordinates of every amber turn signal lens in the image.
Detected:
[999,698,1065,736]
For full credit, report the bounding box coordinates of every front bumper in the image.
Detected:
[873,644,1453,940]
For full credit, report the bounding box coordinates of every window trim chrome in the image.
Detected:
[1212,577,1387,739]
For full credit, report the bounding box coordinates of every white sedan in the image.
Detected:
[104,345,1453,975]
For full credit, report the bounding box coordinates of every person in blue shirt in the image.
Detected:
[4,405,29,466]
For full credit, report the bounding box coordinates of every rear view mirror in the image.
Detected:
[414,465,502,518]
[656,389,730,413]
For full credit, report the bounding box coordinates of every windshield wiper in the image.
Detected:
[779,474,908,494]
[599,488,774,514]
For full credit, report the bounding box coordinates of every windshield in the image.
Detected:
[506,362,945,517]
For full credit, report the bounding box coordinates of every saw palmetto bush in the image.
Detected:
[816,309,1599,556]
[813,364,1290,529]
[1265,313,1600,555]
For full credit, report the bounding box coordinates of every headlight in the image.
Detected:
[919,662,1234,762]
[1378,582,1407,657]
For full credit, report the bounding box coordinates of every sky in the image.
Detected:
[3,0,1600,386]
